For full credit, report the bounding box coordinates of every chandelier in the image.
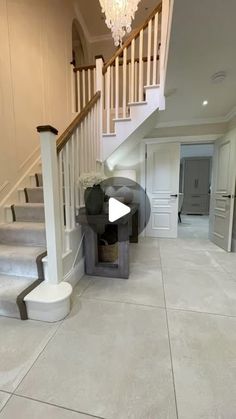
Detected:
[99,0,141,47]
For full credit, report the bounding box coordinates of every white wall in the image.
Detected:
[0,0,89,205]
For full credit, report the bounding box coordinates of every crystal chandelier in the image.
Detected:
[99,0,141,47]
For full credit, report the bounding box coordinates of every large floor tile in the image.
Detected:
[129,238,161,264]
[207,251,236,276]
[16,299,177,419]
[163,267,236,316]
[0,392,10,412]
[0,396,94,418]
[82,262,165,307]
[160,248,222,270]
[168,309,236,419]
[0,317,58,392]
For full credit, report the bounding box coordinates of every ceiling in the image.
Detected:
[155,0,236,127]
[76,0,159,38]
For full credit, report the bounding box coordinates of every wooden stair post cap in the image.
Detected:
[37,125,58,135]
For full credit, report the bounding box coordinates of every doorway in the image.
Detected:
[178,143,214,240]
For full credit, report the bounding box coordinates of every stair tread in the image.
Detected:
[13,203,44,208]
[0,274,36,319]
[0,222,45,230]
[0,243,46,258]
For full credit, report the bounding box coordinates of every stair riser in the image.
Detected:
[25,188,44,203]
[35,173,43,187]
[0,256,38,278]
[0,228,46,247]
[13,206,45,223]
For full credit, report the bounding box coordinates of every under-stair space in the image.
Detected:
[0,173,46,319]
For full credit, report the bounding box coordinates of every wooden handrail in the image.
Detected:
[73,64,96,73]
[56,91,101,153]
[103,2,162,74]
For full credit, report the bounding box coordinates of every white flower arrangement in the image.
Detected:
[78,172,106,189]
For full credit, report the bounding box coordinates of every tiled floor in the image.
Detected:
[1,220,236,418]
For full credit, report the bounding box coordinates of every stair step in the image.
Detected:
[35,173,43,187]
[0,274,36,319]
[0,222,46,247]
[128,101,147,106]
[0,244,46,278]
[25,187,44,203]
[12,204,45,223]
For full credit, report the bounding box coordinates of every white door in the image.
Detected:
[146,142,180,238]
[209,135,236,251]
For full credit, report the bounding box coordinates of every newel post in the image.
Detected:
[37,125,63,285]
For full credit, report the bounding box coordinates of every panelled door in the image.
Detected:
[209,135,236,251]
[145,142,180,238]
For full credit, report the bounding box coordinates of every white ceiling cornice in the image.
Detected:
[74,3,112,44]
[155,105,236,129]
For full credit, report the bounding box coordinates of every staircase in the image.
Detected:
[0,173,46,319]
[0,0,172,321]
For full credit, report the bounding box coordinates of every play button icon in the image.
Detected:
[108,198,131,222]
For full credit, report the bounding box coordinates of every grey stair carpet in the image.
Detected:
[12,203,45,222]
[25,187,44,203]
[0,172,47,319]
[0,244,46,278]
[0,222,46,247]
[35,173,43,187]
[0,274,37,319]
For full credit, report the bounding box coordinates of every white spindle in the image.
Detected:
[93,68,96,96]
[82,70,86,107]
[134,60,138,102]
[147,19,152,86]
[115,57,119,119]
[74,127,80,209]
[105,66,111,132]
[88,69,91,101]
[71,66,76,113]
[128,62,131,103]
[111,65,114,110]
[64,143,71,235]
[76,71,81,113]
[139,29,144,101]
[131,39,135,102]
[152,12,159,85]
[58,152,66,253]
[70,135,75,228]
[122,48,127,117]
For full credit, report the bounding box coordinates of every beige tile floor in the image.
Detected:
[1,215,236,418]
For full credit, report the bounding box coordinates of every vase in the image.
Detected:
[84,184,104,215]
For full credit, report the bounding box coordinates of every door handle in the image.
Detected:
[170,194,178,198]
[222,195,231,198]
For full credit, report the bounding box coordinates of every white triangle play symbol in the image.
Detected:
[108,198,131,222]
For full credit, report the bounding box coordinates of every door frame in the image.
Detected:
[140,136,218,238]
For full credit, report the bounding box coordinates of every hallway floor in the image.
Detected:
[1,237,236,418]
[178,214,209,239]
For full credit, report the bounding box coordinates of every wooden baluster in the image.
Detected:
[88,69,91,101]
[152,12,159,85]
[111,64,114,111]
[77,71,81,113]
[134,60,138,102]
[139,29,144,102]
[63,143,71,236]
[74,127,80,209]
[128,61,131,103]
[115,57,119,119]
[82,69,86,107]
[93,68,96,96]
[70,134,75,228]
[71,65,76,113]
[131,39,135,102]
[105,66,111,133]
[58,151,66,253]
[122,48,127,118]
[147,19,152,86]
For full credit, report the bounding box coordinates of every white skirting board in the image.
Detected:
[64,257,85,288]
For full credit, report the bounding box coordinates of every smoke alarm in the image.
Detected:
[211,71,226,84]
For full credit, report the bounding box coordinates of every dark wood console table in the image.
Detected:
[76,204,138,279]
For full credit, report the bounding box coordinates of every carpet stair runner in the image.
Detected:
[0,173,46,319]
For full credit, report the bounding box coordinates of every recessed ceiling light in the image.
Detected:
[202,100,208,106]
